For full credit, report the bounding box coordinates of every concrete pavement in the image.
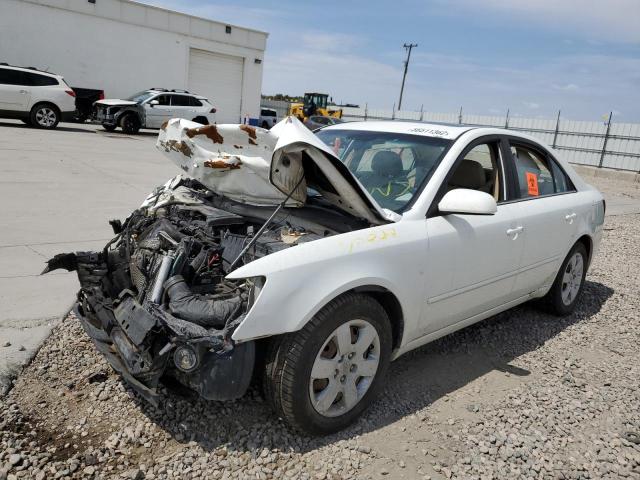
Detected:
[0,120,177,393]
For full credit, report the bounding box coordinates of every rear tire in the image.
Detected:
[102,123,117,132]
[119,113,140,134]
[263,293,392,435]
[539,242,588,316]
[30,103,60,129]
[261,121,270,129]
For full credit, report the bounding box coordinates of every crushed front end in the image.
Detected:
[42,177,315,405]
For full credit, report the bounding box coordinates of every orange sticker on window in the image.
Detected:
[526,172,539,196]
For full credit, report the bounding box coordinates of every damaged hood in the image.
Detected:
[95,99,138,106]
[156,117,396,224]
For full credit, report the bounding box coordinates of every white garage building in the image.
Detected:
[0,0,268,123]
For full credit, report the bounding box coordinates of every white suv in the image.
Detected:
[94,89,217,134]
[0,64,76,129]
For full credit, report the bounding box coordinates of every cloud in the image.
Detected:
[522,101,540,110]
[448,0,640,44]
[299,32,363,53]
[553,83,580,92]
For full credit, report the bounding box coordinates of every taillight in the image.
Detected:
[210,108,217,113]
[65,90,76,97]
[99,91,105,100]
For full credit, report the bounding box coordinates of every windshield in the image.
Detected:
[316,129,452,212]
[126,91,155,103]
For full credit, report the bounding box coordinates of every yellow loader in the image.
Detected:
[288,93,342,122]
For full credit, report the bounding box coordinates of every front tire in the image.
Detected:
[30,103,60,129]
[540,242,588,315]
[119,113,140,134]
[263,293,392,435]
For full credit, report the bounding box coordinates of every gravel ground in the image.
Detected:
[1,180,639,480]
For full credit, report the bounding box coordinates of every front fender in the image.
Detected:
[227,221,427,343]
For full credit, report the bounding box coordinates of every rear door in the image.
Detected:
[503,140,584,297]
[171,94,196,121]
[0,68,31,111]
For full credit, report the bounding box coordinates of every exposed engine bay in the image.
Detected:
[43,174,369,403]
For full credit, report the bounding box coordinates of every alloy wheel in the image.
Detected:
[561,252,584,306]
[309,319,380,417]
[35,107,57,127]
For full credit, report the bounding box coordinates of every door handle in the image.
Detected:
[506,226,524,239]
[19,89,28,94]
[565,212,577,224]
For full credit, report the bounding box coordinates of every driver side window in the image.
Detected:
[447,142,502,202]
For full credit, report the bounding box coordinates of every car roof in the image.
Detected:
[322,121,475,140]
[0,64,60,77]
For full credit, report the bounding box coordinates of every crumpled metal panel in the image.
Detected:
[157,118,305,207]
[156,116,394,224]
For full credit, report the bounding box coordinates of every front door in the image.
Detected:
[418,139,525,337]
[144,94,172,128]
[0,68,31,111]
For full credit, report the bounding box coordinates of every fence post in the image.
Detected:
[598,111,613,168]
[364,103,368,122]
[419,104,424,122]
[552,110,561,148]
[505,109,510,129]
[458,106,463,125]
[391,103,396,120]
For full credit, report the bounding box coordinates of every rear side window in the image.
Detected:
[171,95,191,106]
[189,96,202,107]
[23,72,59,86]
[0,68,26,85]
[261,109,276,117]
[509,143,573,198]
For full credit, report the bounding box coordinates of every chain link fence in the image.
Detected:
[260,100,640,172]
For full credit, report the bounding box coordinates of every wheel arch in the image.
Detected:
[31,100,61,115]
[576,234,593,265]
[351,285,405,351]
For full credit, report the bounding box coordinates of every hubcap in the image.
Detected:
[309,319,380,418]
[561,252,584,306]
[35,107,56,127]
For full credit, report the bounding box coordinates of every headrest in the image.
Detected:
[371,150,403,177]
[449,159,486,190]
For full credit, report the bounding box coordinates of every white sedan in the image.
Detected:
[44,117,604,435]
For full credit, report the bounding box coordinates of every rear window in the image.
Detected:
[261,109,276,116]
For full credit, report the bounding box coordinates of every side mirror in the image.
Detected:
[438,188,497,215]
[149,100,159,107]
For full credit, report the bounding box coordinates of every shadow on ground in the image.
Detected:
[128,280,613,453]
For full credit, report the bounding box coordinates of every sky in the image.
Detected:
[144,0,640,121]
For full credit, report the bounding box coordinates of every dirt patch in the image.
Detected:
[186,125,224,144]
[239,124,257,140]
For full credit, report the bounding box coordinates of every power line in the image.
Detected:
[398,43,417,110]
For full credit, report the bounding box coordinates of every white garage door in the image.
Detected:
[188,49,244,124]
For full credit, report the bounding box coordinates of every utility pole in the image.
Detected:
[398,43,417,111]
